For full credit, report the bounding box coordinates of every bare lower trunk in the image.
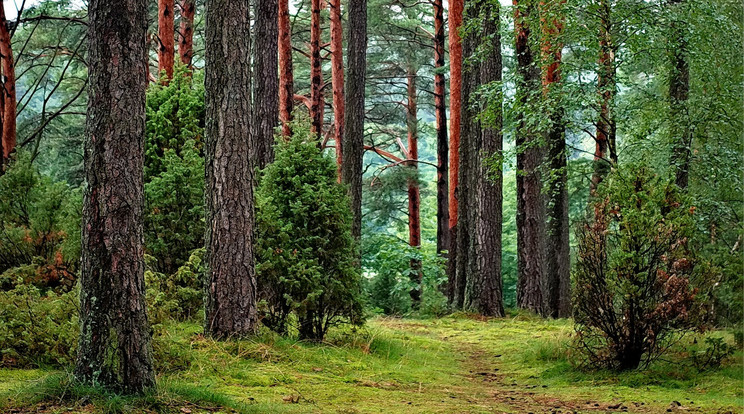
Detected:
[514,0,546,316]
[447,0,463,307]
[406,67,422,306]
[341,0,367,242]
[330,0,344,179]
[278,0,294,137]
[668,0,690,189]
[204,0,258,338]
[433,0,449,262]
[252,0,279,169]
[75,0,155,393]
[158,0,175,81]
[309,0,323,138]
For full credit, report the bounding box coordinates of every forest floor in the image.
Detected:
[0,314,741,413]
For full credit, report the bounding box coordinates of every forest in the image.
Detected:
[0,0,741,412]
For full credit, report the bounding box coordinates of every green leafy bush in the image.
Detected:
[0,153,81,292]
[573,165,711,370]
[145,248,205,324]
[0,283,78,367]
[255,121,363,341]
[690,336,734,371]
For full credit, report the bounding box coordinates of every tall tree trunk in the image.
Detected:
[341,0,367,242]
[278,0,294,137]
[433,0,449,261]
[514,0,546,316]
[179,0,195,68]
[669,0,690,189]
[447,0,463,306]
[204,0,258,338]
[158,0,175,81]
[457,0,479,311]
[309,0,323,138]
[75,0,155,393]
[475,0,505,317]
[406,67,422,306]
[252,0,279,170]
[591,0,616,193]
[540,0,570,318]
[329,0,344,179]
[0,4,16,162]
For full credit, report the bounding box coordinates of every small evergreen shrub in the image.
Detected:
[0,283,78,367]
[145,248,205,324]
[255,121,363,341]
[0,153,81,292]
[573,165,711,370]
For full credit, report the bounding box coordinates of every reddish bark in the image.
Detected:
[447,0,463,304]
[329,0,344,180]
[278,0,294,138]
[406,67,422,305]
[434,0,449,259]
[158,0,175,81]
[0,5,16,162]
[309,0,323,138]
[178,0,195,68]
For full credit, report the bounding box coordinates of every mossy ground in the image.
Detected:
[1,314,741,413]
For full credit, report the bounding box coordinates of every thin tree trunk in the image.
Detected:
[406,67,422,306]
[75,0,155,393]
[158,0,175,81]
[329,0,344,179]
[591,0,616,193]
[204,0,258,338]
[252,0,279,170]
[475,0,504,317]
[540,0,570,318]
[514,0,546,316]
[434,0,449,262]
[447,0,463,306]
[179,0,195,68]
[309,0,323,138]
[669,0,690,189]
[341,0,367,242]
[0,4,16,161]
[278,0,294,137]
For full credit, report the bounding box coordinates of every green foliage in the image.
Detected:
[255,121,363,341]
[0,154,81,292]
[0,283,78,367]
[364,235,447,317]
[573,164,712,370]
[145,248,206,324]
[144,68,206,274]
[690,336,734,371]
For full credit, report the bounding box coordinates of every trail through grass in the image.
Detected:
[1,314,741,413]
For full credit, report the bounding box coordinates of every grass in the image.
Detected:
[0,314,741,413]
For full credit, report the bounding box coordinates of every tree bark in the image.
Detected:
[204,0,258,338]
[514,0,546,316]
[179,0,195,68]
[158,0,175,81]
[457,0,479,311]
[591,0,616,193]
[75,0,155,393]
[278,0,294,137]
[309,0,323,138]
[329,0,344,179]
[433,0,449,262]
[406,66,422,306]
[475,0,505,317]
[540,0,570,318]
[252,0,279,170]
[341,0,367,242]
[0,4,16,162]
[447,0,463,306]
[668,0,690,189]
